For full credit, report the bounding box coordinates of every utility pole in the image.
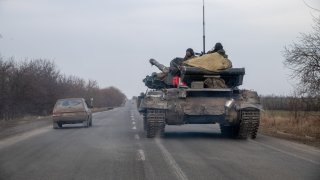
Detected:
[202,0,206,54]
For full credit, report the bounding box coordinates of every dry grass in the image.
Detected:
[260,110,320,139]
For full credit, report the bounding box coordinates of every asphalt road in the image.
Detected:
[0,100,319,180]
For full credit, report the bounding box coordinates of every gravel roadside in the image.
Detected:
[260,127,320,149]
[0,116,52,140]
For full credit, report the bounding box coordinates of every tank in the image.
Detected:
[138,59,262,139]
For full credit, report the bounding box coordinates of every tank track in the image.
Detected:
[250,111,260,139]
[146,109,165,138]
[237,110,260,139]
[143,113,147,131]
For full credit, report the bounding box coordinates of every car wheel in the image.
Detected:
[89,118,92,127]
[83,120,89,128]
[53,122,60,129]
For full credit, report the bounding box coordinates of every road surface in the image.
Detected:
[0,100,319,180]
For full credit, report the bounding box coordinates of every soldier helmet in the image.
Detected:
[214,43,223,51]
[186,48,195,56]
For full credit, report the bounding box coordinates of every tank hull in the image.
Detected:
[139,88,261,139]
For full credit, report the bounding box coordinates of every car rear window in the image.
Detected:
[55,99,84,110]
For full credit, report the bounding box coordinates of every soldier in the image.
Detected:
[184,48,195,60]
[207,42,228,58]
[170,48,195,76]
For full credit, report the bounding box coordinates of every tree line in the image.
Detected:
[0,56,126,120]
[260,95,320,111]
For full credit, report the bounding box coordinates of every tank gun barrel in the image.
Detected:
[149,59,169,74]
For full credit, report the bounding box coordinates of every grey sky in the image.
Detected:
[0,0,319,98]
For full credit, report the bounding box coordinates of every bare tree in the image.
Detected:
[283,16,320,96]
[0,56,127,120]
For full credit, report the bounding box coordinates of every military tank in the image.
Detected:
[138,58,261,139]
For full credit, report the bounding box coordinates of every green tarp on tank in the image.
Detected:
[183,52,232,71]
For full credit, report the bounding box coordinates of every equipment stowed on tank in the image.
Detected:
[138,58,262,139]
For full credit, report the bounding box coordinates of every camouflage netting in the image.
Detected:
[183,52,232,71]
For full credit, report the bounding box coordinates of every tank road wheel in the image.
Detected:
[146,109,165,138]
[237,110,260,139]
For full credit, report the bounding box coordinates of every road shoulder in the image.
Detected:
[0,116,52,140]
[260,128,320,149]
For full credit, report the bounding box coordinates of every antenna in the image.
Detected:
[202,0,206,54]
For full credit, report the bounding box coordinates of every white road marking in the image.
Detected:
[132,121,136,125]
[134,134,140,140]
[137,149,146,161]
[132,126,137,130]
[249,140,320,165]
[155,139,189,180]
[0,126,51,150]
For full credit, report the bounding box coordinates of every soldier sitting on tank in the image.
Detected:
[169,48,195,76]
[200,43,229,88]
[207,42,228,58]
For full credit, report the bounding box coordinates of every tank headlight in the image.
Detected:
[225,99,235,109]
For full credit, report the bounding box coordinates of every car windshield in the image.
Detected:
[55,99,83,110]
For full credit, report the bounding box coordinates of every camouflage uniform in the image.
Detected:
[206,43,229,88]
[170,48,195,76]
[207,42,228,58]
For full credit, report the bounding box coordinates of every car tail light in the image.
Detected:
[52,112,62,117]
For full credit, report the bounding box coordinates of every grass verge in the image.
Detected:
[260,110,320,148]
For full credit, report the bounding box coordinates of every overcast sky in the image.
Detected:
[0,0,319,98]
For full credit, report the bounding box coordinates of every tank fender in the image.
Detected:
[236,103,263,111]
[140,94,168,110]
